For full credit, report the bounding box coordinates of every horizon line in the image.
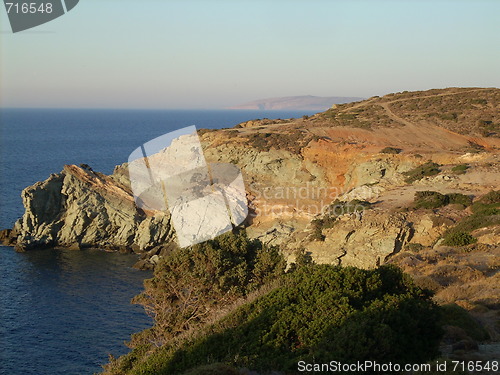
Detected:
[0,106,324,111]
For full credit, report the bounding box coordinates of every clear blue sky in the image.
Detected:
[1,0,499,109]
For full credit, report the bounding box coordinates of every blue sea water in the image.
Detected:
[0,108,315,375]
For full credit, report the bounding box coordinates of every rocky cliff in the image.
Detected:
[3,87,499,271]
[5,164,175,266]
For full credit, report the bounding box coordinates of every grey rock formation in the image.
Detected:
[304,210,413,269]
[12,164,175,259]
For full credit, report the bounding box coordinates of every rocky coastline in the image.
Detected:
[2,88,499,273]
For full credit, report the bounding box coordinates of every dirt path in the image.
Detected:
[378,102,415,127]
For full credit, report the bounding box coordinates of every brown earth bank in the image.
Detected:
[2,87,499,367]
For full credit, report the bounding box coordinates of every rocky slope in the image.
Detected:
[2,88,499,274]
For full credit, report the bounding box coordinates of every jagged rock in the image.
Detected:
[12,165,174,252]
[252,222,295,247]
[0,229,16,246]
[344,158,414,187]
[133,259,154,270]
[305,210,413,268]
[409,213,448,246]
[340,184,385,202]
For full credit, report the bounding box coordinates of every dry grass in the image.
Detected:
[386,88,500,137]
[390,242,500,342]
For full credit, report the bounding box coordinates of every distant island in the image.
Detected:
[228,95,365,111]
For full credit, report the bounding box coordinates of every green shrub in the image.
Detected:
[476,190,500,205]
[413,191,472,209]
[440,304,490,341]
[451,164,468,174]
[339,113,357,120]
[404,162,441,183]
[154,265,442,374]
[442,232,477,246]
[471,99,488,105]
[446,193,472,207]
[443,191,500,236]
[130,230,286,348]
[414,191,449,209]
[450,209,499,235]
[464,141,485,153]
[380,146,402,154]
[477,120,499,137]
[310,218,327,241]
[439,112,458,121]
[291,248,314,269]
[311,200,371,241]
[244,130,319,153]
[181,363,240,375]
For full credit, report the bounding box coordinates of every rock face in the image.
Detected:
[11,164,175,257]
[309,210,413,268]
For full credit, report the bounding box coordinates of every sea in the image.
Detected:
[0,108,316,375]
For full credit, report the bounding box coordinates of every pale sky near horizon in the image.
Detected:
[1,0,499,109]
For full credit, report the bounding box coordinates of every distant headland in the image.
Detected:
[228,95,365,111]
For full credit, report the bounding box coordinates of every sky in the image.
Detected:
[1,0,499,109]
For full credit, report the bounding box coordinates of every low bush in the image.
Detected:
[291,248,314,269]
[380,146,402,154]
[130,230,286,348]
[181,363,240,375]
[442,232,477,246]
[439,112,458,121]
[477,120,499,137]
[443,191,500,238]
[310,218,328,241]
[414,191,449,209]
[476,190,500,206]
[153,265,442,374]
[471,99,488,105]
[449,210,499,236]
[446,193,472,207]
[451,164,468,174]
[413,191,471,209]
[440,304,490,341]
[404,162,441,183]
[244,131,321,153]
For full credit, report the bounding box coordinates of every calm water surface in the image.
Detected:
[0,247,152,375]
